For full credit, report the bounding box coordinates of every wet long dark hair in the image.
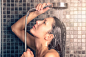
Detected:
[48,16,62,56]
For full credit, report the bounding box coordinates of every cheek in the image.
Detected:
[30,27,44,37]
[35,28,45,36]
[37,26,46,33]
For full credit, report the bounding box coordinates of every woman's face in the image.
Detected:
[30,17,54,38]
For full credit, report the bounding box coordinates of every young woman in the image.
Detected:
[11,3,61,57]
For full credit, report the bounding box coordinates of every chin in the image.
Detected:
[30,28,36,36]
[30,28,40,38]
[30,28,34,34]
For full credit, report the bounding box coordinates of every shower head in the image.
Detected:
[53,2,68,9]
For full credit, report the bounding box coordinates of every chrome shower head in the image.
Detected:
[53,2,68,9]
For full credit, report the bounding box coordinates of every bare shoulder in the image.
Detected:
[44,49,60,57]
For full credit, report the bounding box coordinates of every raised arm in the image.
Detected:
[11,12,38,50]
[11,3,50,51]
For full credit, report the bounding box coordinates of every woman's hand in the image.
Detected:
[34,3,52,15]
[21,49,34,57]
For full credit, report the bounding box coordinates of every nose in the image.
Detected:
[36,20,43,25]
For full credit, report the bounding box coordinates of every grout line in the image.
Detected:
[1,0,3,57]
[0,0,1,56]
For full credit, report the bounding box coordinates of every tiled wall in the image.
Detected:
[1,0,28,57]
[65,0,86,57]
[1,0,86,57]
[64,0,86,57]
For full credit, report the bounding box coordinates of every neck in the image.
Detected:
[35,38,48,57]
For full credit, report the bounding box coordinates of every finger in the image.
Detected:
[27,49,30,51]
[36,4,38,10]
[26,49,31,54]
[30,50,33,55]
[41,4,43,10]
[36,3,40,10]
[40,4,43,10]
[26,49,33,55]
[36,3,41,11]
[42,3,47,8]
[38,3,42,11]
[23,52,26,55]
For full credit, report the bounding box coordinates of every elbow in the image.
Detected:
[11,25,17,33]
[11,25,15,32]
[11,25,22,33]
[11,25,18,34]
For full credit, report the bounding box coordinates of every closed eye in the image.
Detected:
[43,21,46,24]
[43,19,47,24]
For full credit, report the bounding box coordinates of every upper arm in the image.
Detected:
[44,52,60,57]
[12,29,36,51]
